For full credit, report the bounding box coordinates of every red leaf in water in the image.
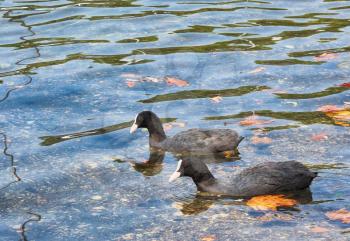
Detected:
[311,133,328,141]
[165,77,189,87]
[126,81,136,88]
[339,82,350,88]
[314,53,338,62]
[317,105,343,112]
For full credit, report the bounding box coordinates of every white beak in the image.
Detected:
[130,123,138,133]
[169,171,181,182]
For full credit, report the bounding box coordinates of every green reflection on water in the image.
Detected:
[39,118,176,146]
[0,37,109,49]
[139,85,270,103]
[276,86,349,99]
[251,124,300,132]
[256,59,321,65]
[174,25,221,33]
[289,45,350,58]
[69,0,142,8]
[117,35,158,43]
[205,110,334,125]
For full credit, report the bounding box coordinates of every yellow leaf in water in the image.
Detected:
[200,235,216,241]
[317,105,350,127]
[223,150,235,158]
[324,110,350,127]
[246,194,297,211]
[326,209,350,223]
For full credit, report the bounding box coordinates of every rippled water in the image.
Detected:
[1,0,350,240]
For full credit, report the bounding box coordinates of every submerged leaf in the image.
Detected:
[317,105,343,112]
[326,209,350,224]
[256,213,293,222]
[162,121,186,132]
[251,136,272,144]
[165,77,189,87]
[126,81,136,88]
[249,67,266,74]
[239,115,273,126]
[314,53,338,62]
[200,235,216,241]
[246,194,297,211]
[162,123,173,132]
[310,226,330,233]
[210,96,223,103]
[311,133,329,141]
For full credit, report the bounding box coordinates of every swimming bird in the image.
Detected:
[169,159,317,197]
[130,111,244,155]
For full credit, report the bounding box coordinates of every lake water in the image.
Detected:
[1,0,350,240]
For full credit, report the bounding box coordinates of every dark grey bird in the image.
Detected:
[130,111,244,156]
[169,159,317,197]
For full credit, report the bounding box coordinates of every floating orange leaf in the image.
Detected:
[246,194,297,211]
[200,235,216,241]
[210,96,223,103]
[310,226,330,233]
[322,107,350,127]
[165,77,189,87]
[251,136,272,144]
[239,115,273,126]
[326,209,350,223]
[311,133,328,141]
[249,67,266,74]
[314,52,338,62]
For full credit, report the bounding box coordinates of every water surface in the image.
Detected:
[1,0,350,240]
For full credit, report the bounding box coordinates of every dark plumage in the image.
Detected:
[169,159,317,197]
[130,111,244,155]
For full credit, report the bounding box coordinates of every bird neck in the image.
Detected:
[192,172,216,188]
[147,121,166,145]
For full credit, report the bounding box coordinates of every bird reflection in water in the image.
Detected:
[173,189,314,216]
